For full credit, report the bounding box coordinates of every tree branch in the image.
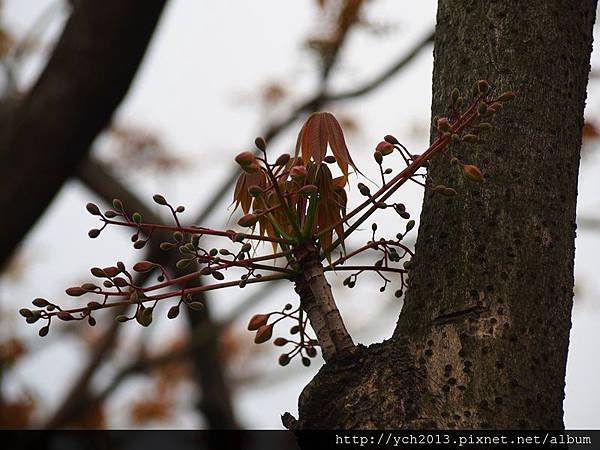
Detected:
[68,280,277,421]
[35,16,434,429]
[44,157,240,429]
[0,0,167,269]
[326,30,434,101]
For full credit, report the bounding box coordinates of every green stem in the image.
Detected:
[302,193,318,241]
[265,166,303,239]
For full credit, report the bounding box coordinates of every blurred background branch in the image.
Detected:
[0,0,167,269]
[1,0,597,431]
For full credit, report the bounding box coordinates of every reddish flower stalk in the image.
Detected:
[102,219,292,245]
[320,91,503,256]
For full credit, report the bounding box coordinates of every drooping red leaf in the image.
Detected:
[310,114,328,165]
[332,175,347,190]
[304,163,347,258]
[322,112,352,177]
[295,112,359,177]
[233,170,265,214]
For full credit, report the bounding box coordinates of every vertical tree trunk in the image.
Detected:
[294,0,596,429]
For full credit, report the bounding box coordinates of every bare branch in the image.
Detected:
[326,30,435,101]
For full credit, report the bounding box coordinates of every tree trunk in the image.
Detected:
[295,0,596,429]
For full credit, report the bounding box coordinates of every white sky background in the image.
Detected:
[1,0,599,429]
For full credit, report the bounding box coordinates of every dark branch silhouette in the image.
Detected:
[0,0,167,269]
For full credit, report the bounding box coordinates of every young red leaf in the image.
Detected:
[294,112,359,178]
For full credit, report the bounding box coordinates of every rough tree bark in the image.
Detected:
[294,244,355,361]
[295,1,596,429]
[0,0,167,269]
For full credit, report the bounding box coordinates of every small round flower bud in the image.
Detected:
[376,141,394,156]
[462,134,478,143]
[357,183,370,196]
[152,194,167,205]
[275,153,291,166]
[477,102,488,115]
[238,213,259,227]
[19,308,33,318]
[66,287,86,297]
[112,198,124,211]
[167,305,180,319]
[254,137,267,151]
[254,324,273,344]
[497,91,515,102]
[235,151,256,167]
[437,117,450,133]
[133,261,155,272]
[475,80,490,95]
[463,164,484,183]
[247,314,269,331]
[451,88,460,104]
[384,134,399,145]
[273,337,288,346]
[32,298,49,307]
[86,203,101,216]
